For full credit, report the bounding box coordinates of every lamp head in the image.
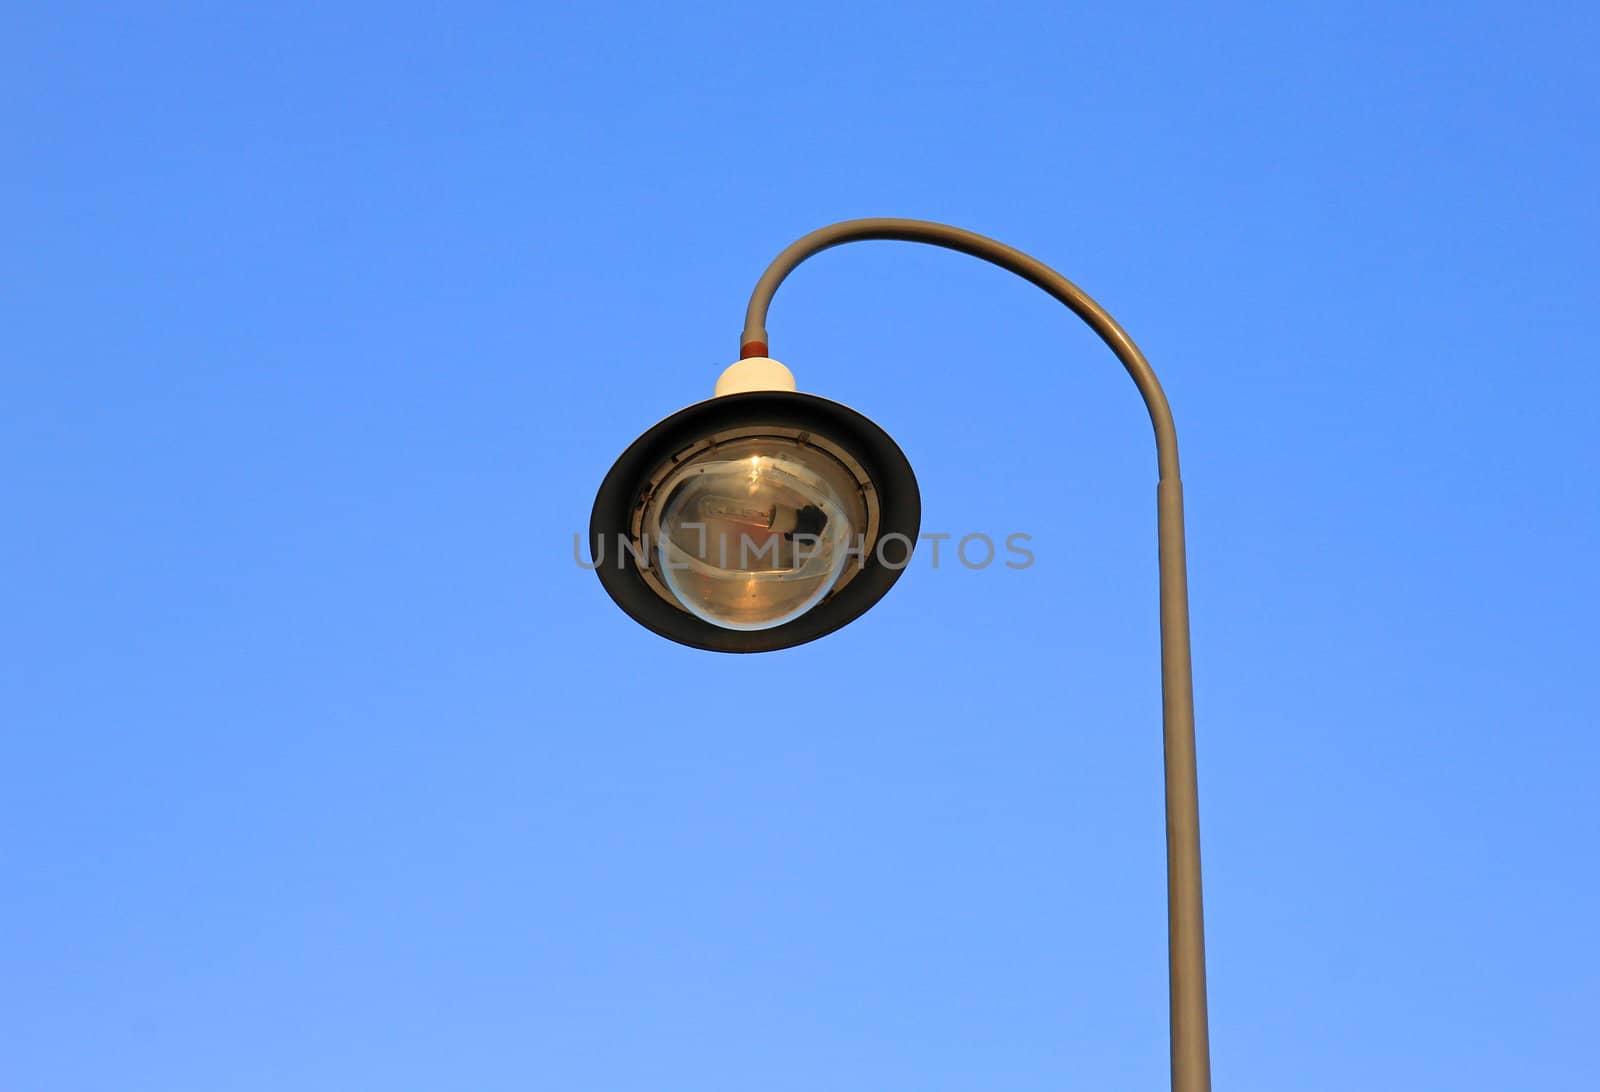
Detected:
[589,358,919,652]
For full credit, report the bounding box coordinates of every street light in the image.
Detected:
[588,218,1212,1092]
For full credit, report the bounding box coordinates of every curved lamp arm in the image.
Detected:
[742,218,1212,1092]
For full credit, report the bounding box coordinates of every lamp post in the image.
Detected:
[590,218,1211,1092]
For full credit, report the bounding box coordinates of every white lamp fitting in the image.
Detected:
[712,356,796,397]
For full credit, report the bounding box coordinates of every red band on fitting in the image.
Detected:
[739,341,768,359]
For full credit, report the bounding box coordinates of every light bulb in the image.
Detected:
[696,496,777,529]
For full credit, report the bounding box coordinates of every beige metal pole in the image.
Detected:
[742,218,1211,1092]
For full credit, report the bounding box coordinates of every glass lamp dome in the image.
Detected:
[645,438,863,631]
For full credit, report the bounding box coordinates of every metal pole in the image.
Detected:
[1157,477,1210,1092]
[743,218,1211,1092]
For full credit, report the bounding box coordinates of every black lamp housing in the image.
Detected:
[589,390,920,652]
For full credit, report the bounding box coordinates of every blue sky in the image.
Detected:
[3,3,1597,1089]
